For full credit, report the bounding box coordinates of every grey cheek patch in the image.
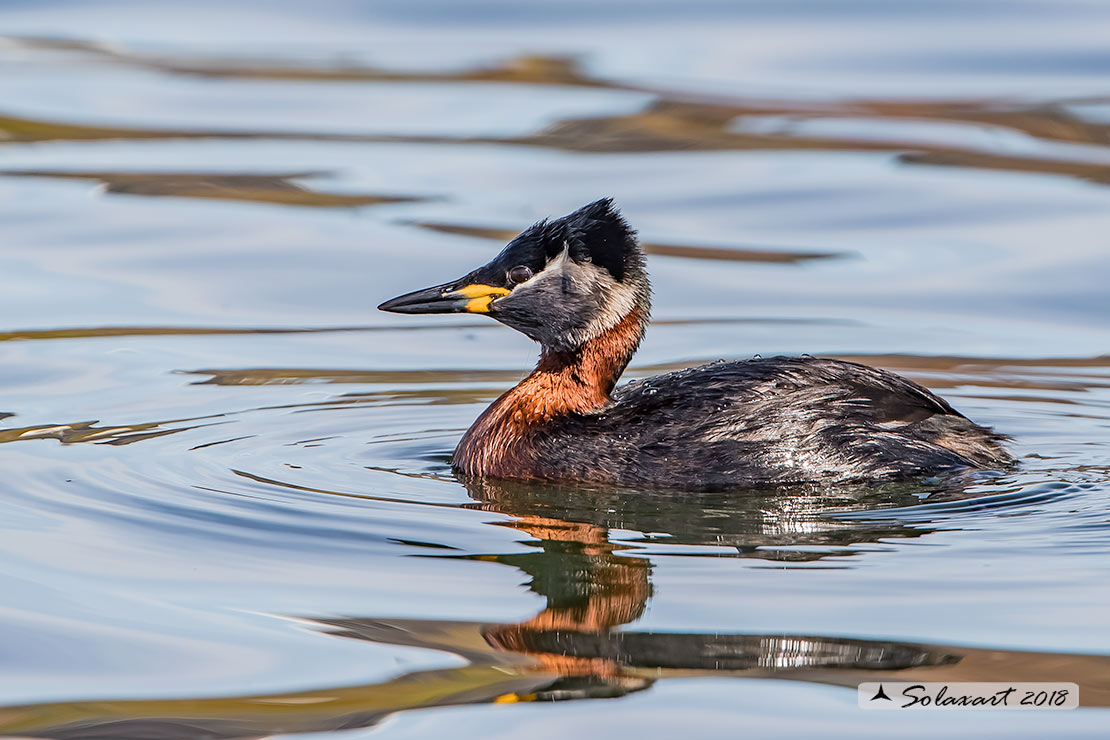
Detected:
[491,246,640,351]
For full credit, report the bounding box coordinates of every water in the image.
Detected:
[0,1,1108,737]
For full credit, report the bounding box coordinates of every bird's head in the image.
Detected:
[379,198,650,352]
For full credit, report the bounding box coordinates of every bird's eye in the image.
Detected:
[507,266,533,284]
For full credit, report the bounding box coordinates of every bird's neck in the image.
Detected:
[454,306,648,478]
[526,304,648,416]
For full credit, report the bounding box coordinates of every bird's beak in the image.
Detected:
[378,281,511,315]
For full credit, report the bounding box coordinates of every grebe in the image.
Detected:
[379,199,1011,490]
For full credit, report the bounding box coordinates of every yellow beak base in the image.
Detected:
[457,284,510,313]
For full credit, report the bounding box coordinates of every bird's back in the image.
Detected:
[527,356,1012,490]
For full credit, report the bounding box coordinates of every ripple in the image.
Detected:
[0,169,421,208]
[833,481,1084,521]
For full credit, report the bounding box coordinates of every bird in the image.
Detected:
[379,199,1012,490]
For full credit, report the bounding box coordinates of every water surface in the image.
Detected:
[0,1,1108,738]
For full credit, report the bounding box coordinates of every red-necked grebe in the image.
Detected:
[379,199,1011,490]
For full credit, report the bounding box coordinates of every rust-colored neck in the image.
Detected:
[454,306,647,479]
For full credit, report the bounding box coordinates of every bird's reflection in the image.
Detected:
[453,477,951,697]
[3,476,1107,739]
[464,475,945,559]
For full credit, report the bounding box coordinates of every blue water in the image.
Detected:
[0,1,1108,737]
